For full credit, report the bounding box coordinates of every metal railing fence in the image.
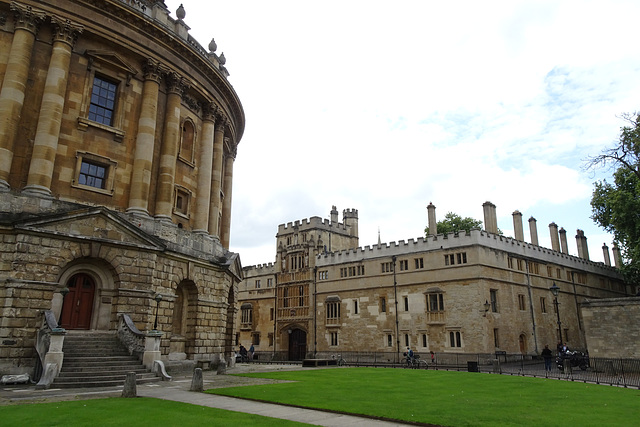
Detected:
[247,350,640,388]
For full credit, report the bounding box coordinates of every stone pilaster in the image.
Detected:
[155,72,189,220]
[127,59,162,216]
[220,141,235,248]
[209,115,226,238]
[193,102,216,233]
[0,3,46,191]
[23,15,83,197]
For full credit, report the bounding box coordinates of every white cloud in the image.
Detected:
[164,0,640,266]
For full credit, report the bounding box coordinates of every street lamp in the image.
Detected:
[483,300,491,317]
[153,293,163,331]
[549,282,563,344]
[58,287,70,327]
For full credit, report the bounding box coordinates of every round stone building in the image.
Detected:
[0,0,244,380]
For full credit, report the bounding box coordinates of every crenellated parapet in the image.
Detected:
[315,228,622,276]
[242,262,276,277]
[278,216,351,236]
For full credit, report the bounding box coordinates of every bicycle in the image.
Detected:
[332,354,348,366]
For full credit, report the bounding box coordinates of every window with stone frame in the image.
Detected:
[326,299,340,325]
[240,304,252,329]
[178,119,196,165]
[490,289,498,312]
[173,186,191,218]
[426,293,444,312]
[251,332,260,346]
[415,257,424,269]
[380,296,387,313]
[78,51,136,141]
[330,332,338,346]
[540,297,547,313]
[72,151,117,196]
[448,330,462,348]
[518,294,526,311]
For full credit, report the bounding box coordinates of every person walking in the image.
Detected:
[541,344,553,373]
[249,344,255,362]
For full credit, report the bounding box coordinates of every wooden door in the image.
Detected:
[60,274,95,329]
[288,329,307,361]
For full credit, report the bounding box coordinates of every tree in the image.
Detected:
[589,112,640,284]
[425,212,482,236]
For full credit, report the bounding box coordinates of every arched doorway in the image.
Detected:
[519,334,527,354]
[288,328,307,361]
[60,273,95,329]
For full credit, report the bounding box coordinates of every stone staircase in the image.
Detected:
[52,331,160,388]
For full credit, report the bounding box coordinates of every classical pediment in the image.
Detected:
[85,50,138,76]
[14,207,165,251]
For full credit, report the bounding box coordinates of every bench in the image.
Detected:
[302,359,337,367]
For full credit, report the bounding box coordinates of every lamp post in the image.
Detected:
[58,287,70,327]
[483,300,491,317]
[549,282,563,344]
[153,293,162,331]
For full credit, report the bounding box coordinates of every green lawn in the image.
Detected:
[208,368,640,426]
[0,397,309,426]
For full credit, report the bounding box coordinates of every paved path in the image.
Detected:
[0,364,416,426]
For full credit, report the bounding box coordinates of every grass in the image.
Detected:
[0,397,309,426]
[208,368,640,426]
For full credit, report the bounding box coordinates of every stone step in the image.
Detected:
[57,368,148,378]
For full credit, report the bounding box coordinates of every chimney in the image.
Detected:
[602,243,611,266]
[549,222,560,251]
[559,227,569,254]
[612,243,622,268]
[330,205,338,223]
[512,210,524,241]
[483,201,498,234]
[528,217,539,246]
[427,202,437,236]
[575,229,590,260]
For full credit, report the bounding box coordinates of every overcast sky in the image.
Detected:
[164,0,640,267]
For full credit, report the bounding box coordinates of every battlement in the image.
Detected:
[343,208,358,218]
[278,216,350,234]
[242,262,276,277]
[315,228,620,276]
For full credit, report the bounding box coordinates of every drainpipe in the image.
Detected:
[392,255,399,363]
[525,260,539,354]
[313,266,317,357]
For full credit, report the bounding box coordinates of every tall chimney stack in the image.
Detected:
[612,243,622,268]
[549,222,560,252]
[528,217,539,246]
[512,210,524,241]
[602,243,611,266]
[575,229,590,260]
[427,202,437,236]
[559,228,569,254]
[483,201,498,234]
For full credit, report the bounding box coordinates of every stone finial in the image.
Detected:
[208,38,217,53]
[176,4,185,20]
[219,52,226,65]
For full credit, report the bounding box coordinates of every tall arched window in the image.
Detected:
[179,120,195,164]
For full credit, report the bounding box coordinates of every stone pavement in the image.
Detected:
[0,364,416,426]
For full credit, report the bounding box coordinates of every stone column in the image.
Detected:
[528,216,539,246]
[549,222,560,252]
[427,202,437,236]
[208,116,226,238]
[220,142,235,249]
[512,210,524,241]
[23,16,83,197]
[155,72,189,220]
[0,3,46,191]
[602,243,611,267]
[559,227,569,254]
[127,59,163,216]
[194,103,216,233]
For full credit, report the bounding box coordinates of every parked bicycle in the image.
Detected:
[403,353,428,369]
[332,354,347,366]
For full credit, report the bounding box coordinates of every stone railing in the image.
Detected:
[117,313,146,358]
[35,310,66,389]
